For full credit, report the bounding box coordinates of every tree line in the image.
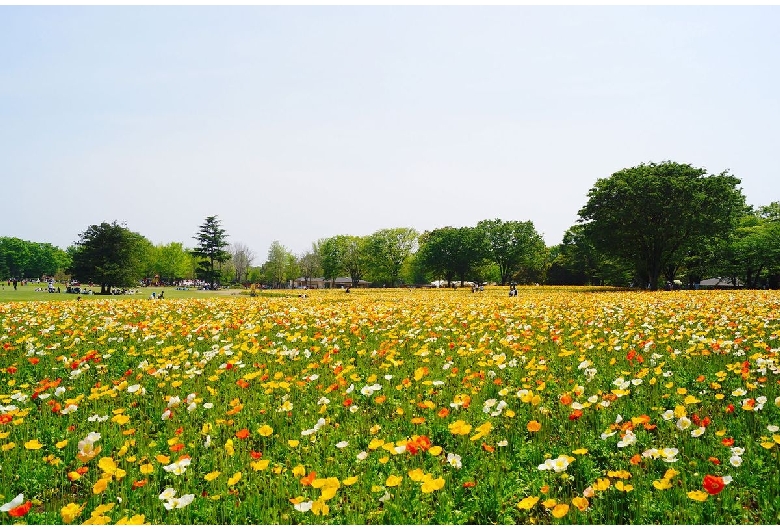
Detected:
[3,161,778,291]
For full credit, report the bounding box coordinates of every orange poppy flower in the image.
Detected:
[236,428,250,439]
[300,471,317,486]
[527,420,542,432]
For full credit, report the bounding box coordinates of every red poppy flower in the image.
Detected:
[170,443,185,452]
[725,404,735,413]
[703,475,725,495]
[463,481,476,488]
[132,479,148,489]
[28,358,39,365]
[721,438,734,447]
[8,501,32,517]
[569,410,583,421]
[250,450,263,460]
[708,457,721,465]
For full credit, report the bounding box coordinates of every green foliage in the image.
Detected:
[548,225,633,286]
[70,221,150,293]
[578,161,746,289]
[417,226,487,287]
[192,216,230,289]
[298,243,323,286]
[263,241,298,288]
[0,237,71,280]
[477,219,546,285]
[318,235,370,287]
[365,228,419,286]
[718,208,780,288]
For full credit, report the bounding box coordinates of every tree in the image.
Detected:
[152,242,196,284]
[192,216,230,289]
[546,225,632,286]
[342,235,370,288]
[477,219,546,285]
[319,235,370,288]
[718,206,780,288]
[578,161,746,290]
[0,237,31,278]
[319,237,345,288]
[230,243,256,285]
[0,238,70,279]
[298,243,323,288]
[418,226,487,287]
[366,228,419,286]
[265,241,294,288]
[71,221,149,294]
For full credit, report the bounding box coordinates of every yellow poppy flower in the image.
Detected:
[687,490,709,502]
[116,514,145,525]
[60,503,84,523]
[571,497,589,511]
[386,475,403,487]
[449,420,472,436]
[24,439,43,450]
[421,477,445,493]
[92,477,110,494]
[251,460,270,471]
[517,496,539,510]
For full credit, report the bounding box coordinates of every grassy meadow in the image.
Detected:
[1,286,779,524]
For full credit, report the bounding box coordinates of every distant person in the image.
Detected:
[13,279,17,290]
[159,291,164,299]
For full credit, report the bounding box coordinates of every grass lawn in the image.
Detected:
[0,282,248,302]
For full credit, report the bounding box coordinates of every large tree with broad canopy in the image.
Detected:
[577,161,746,290]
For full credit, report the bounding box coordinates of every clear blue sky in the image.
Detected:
[2,6,778,260]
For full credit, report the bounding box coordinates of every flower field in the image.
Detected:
[1,287,780,524]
